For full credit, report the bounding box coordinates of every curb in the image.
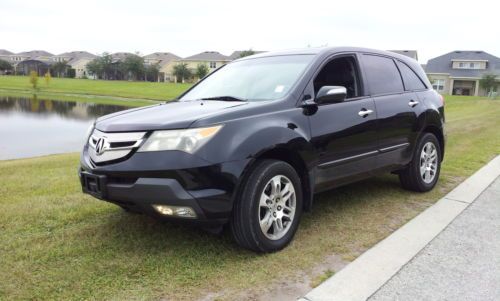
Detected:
[300,155,500,301]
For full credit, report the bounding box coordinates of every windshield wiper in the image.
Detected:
[199,96,247,102]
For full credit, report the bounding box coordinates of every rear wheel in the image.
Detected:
[230,160,302,252]
[399,133,441,192]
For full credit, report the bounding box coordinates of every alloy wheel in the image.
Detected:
[420,141,438,184]
[258,175,296,240]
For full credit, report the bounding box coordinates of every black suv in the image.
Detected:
[80,47,445,252]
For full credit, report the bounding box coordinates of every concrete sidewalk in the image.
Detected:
[301,155,500,301]
[369,176,500,301]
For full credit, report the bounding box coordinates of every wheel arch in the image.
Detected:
[234,147,314,213]
[421,124,445,161]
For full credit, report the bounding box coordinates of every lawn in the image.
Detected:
[0,76,192,101]
[0,96,499,300]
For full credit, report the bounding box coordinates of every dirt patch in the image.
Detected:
[199,253,350,301]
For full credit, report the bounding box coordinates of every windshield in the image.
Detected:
[179,55,314,102]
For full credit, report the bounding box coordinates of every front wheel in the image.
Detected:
[399,133,442,192]
[230,160,303,252]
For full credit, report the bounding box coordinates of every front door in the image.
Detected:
[307,54,379,191]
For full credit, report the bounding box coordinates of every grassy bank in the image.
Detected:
[0,89,157,107]
[0,96,499,300]
[0,75,192,101]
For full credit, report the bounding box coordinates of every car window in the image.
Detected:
[179,55,314,102]
[396,61,426,91]
[362,55,404,95]
[313,56,362,99]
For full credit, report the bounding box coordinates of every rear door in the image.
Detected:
[360,54,425,171]
[307,54,378,191]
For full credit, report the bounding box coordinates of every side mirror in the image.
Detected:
[316,86,347,104]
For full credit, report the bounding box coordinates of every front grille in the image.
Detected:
[88,129,147,164]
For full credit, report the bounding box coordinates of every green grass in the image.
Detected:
[0,96,499,300]
[0,89,157,107]
[0,75,192,101]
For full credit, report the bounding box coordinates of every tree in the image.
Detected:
[479,74,499,96]
[122,54,145,80]
[195,63,209,80]
[29,71,39,90]
[0,59,12,73]
[145,63,160,82]
[86,53,114,80]
[100,53,114,80]
[52,61,69,78]
[86,58,102,79]
[44,72,51,86]
[239,49,255,58]
[173,63,192,83]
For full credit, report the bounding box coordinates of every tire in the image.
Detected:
[399,133,442,192]
[230,159,303,253]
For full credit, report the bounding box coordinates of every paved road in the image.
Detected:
[370,177,500,301]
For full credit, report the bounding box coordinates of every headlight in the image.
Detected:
[85,123,94,142]
[138,125,222,153]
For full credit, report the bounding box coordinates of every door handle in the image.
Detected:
[358,109,373,117]
[408,100,419,107]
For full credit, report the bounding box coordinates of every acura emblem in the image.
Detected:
[95,137,108,156]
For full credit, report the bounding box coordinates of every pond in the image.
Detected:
[0,95,130,160]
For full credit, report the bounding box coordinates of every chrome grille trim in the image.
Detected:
[88,129,147,163]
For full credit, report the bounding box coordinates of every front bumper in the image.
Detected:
[79,146,249,224]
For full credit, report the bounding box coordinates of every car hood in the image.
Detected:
[95,100,247,132]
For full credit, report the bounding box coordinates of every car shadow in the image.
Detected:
[94,174,418,259]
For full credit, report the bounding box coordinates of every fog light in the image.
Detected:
[152,205,197,218]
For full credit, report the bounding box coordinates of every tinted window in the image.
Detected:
[362,55,404,95]
[396,61,426,91]
[313,56,361,99]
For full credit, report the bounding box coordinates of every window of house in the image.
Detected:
[459,62,465,68]
[432,79,445,91]
[396,61,426,91]
[209,61,216,68]
[313,56,362,99]
[362,55,404,95]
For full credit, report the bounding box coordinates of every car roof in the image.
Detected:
[240,46,417,63]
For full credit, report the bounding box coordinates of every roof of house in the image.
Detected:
[143,52,181,67]
[55,51,97,60]
[183,51,229,61]
[389,50,418,60]
[16,50,54,58]
[426,50,500,77]
[110,52,136,62]
[228,50,266,60]
[0,49,13,55]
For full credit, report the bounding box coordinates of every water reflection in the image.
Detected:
[0,95,130,160]
[0,95,127,119]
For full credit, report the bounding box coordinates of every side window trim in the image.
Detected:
[308,52,366,103]
[395,59,428,91]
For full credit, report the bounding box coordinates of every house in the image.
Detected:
[389,50,418,61]
[0,49,13,61]
[10,50,54,75]
[426,51,500,96]
[168,51,230,82]
[110,52,135,62]
[228,50,266,60]
[143,52,181,82]
[51,51,97,78]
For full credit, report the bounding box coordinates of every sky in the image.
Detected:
[1,0,499,63]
